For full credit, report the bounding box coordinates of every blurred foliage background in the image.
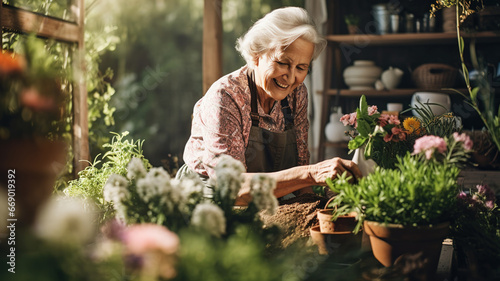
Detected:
[3,0,305,169]
[87,0,304,168]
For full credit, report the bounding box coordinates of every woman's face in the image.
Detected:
[253,37,314,109]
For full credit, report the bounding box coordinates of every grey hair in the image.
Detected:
[236,7,326,69]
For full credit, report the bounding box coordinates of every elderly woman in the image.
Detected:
[178,7,361,205]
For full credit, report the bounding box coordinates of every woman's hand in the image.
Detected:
[308,157,362,185]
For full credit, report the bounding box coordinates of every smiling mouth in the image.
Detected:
[273,78,289,89]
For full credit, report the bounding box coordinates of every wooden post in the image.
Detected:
[203,0,223,94]
[72,0,89,175]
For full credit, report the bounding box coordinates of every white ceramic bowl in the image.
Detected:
[411,92,451,117]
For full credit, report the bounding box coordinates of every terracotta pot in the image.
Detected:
[317,197,358,233]
[0,139,67,226]
[317,209,357,233]
[310,225,363,256]
[363,221,450,277]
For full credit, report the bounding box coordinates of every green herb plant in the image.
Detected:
[64,131,151,221]
[328,133,473,232]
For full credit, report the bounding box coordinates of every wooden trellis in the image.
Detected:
[0,1,88,175]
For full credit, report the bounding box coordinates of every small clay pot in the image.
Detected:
[317,209,357,233]
[310,225,363,256]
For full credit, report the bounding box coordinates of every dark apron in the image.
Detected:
[244,70,299,173]
[176,70,299,198]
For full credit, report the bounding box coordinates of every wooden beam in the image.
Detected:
[203,0,223,94]
[0,4,80,43]
[72,0,89,175]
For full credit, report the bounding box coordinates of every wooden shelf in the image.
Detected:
[326,31,500,46]
[323,88,468,97]
[323,141,349,148]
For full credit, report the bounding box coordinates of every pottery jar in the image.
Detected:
[325,107,349,142]
[381,66,404,90]
[343,60,382,90]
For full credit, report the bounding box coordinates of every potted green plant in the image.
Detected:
[326,132,474,277]
[310,196,362,256]
[344,14,360,35]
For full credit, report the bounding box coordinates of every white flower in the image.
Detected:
[127,157,147,180]
[103,174,130,204]
[214,155,245,200]
[177,174,204,205]
[250,174,278,215]
[136,167,171,202]
[103,174,131,220]
[34,196,97,245]
[190,202,226,237]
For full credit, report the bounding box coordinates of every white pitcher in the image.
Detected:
[381,67,404,90]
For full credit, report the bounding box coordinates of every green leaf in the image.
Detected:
[348,136,367,150]
[459,36,465,54]
[359,95,368,117]
[357,119,371,136]
[471,87,479,102]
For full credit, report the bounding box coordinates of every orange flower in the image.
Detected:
[0,51,25,75]
[403,117,423,135]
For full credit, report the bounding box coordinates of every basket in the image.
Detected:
[412,63,458,89]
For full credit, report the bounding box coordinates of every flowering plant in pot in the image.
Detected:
[326,132,474,275]
[0,37,68,141]
[0,37,70,225]
[341,95,462,170]
[451,184,500,279]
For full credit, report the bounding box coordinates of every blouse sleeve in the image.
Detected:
[197,87,247,178]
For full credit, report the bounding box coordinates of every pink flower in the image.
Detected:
[340,113,351,126]
[384,127,406,142]
[124,224,179,256]
[388,115,400,125]
[124,224,180,279]
[453,132,473,150]
[368,105,378,116]
[21,87,56,111]
[477,184,496,208]
[412,135,447,160]
[340,112,357,128]
[377,114,389,127]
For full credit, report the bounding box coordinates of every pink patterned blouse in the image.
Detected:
[183,65,310,178]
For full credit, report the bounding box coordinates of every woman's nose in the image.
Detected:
[285,68,295,84]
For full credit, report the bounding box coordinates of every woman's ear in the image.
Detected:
[252,56,260,67]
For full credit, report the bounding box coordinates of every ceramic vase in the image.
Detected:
[325,107,349,142]
[351,145,377,177]
[343,60,382,90]
[381,66,404,90]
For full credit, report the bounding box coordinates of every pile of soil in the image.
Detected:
[261,193,329,248]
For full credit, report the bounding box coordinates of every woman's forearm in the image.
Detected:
[234,157,362,206]
[235,165,314,206]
